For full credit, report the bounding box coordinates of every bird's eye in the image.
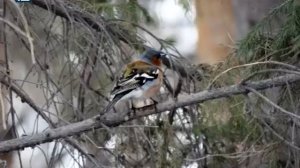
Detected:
[154,54,160,58]
[132,68,137,73]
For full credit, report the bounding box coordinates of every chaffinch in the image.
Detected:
[104,48,165,113]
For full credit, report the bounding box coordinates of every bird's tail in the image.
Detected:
[102,95,123,114]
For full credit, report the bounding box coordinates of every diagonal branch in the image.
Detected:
[0,74,299,153]
[0,74,102,167]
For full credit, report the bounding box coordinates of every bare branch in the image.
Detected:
[207,61,300,89]
[0,74,102,167]
[0,74,299,153]
[31,0,131,45]
[245,86,300,120]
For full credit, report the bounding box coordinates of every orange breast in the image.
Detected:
[151,57,161,66]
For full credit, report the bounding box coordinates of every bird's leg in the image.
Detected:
[150,98,158,112]
[150,98,158,104]
[129,99,137,117]
[112,106,117,113]
[125,100,131,118]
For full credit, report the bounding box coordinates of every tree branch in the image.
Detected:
[0,74,299,153]
[0,75,102,167]
[31,0,131,44]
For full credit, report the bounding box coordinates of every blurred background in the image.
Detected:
[1,0,300,167]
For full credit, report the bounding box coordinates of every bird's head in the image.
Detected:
[140,48,166,66]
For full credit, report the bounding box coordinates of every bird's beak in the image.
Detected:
[160,52,167,57]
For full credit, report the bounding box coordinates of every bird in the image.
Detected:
[103,48,165,114]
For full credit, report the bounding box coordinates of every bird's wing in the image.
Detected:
[111,66,160,99]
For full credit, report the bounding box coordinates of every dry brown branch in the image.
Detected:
[0,73,299,153]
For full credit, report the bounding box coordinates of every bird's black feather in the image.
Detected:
[104,65,160,113]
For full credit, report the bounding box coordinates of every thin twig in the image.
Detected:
[207,61,300,89]
[240,69,300,84]
[0,74,102,167]
[244,86,300,120]
[257,117,300,150]
[185,142,276,161]
[31,0,131,45]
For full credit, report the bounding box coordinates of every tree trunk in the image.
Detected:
[195,0,284,64]
[195,0,236,64]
